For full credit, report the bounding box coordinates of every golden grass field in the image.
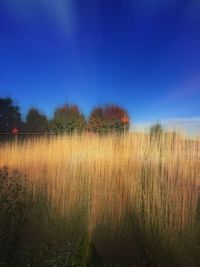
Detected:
[1,132,200,266]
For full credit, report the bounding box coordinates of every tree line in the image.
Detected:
[0,98,130,134]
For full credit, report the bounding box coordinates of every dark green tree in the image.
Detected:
[24,108,49,133]
[50,104,86,134]
[0,98,21,132]
[150,123,163,140]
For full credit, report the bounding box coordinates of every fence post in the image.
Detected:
[12,127,19,143]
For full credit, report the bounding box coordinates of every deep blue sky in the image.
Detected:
[0,0,200,123]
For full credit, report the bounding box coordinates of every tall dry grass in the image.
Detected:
[0,132,200,266]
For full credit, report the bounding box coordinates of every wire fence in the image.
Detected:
[0,117,200,142]
[0,132,57,143]
[133,117,200,139]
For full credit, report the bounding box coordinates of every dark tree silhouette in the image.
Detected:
[150,123,163,140]
[50,104,86,134]
[24,108,49,133]
[87,105,130,133]
[0,98,21,132]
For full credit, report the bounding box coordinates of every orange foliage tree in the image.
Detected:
[87,105,130,133]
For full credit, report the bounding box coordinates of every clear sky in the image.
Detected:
[0,0,200,123]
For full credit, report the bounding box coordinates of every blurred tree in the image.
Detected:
[87,105,130,133]
[24,108,49,133]
[104,105,129,133]
[150,123,163,140]
[50,104,86,134]
[87,107,107,133]
[0,98,21,132]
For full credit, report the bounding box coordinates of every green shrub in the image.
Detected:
[0,167,28,266]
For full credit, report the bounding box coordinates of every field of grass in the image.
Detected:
[0,132,200,266]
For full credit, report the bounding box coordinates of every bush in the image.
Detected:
[0,167,28,266]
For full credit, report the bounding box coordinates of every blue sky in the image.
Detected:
[0,0,200,123]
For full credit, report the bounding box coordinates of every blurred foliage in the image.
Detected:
[0,167,29,266]
[150,123,163,139]
[0,98,131,136]
[87,105,129,134]
[0,98,21,133]
[50,104,86,134]
[23,108,49,133]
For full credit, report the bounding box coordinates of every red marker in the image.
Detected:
[121,115,129,124]
[12,127,19,135]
